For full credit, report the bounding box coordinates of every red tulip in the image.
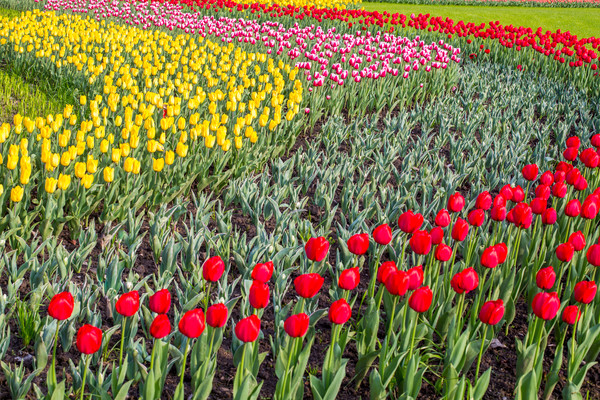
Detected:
[76,324,103,354]
[530,198,547,215]
[556,242,575,262]
[435,209,451,227]
[48,292,74,321]
[347,233,369,255]
[149,289,171,315]
[409,286,432,313]
[495,243,508,264]
[552,182,567,198]
[569,231,586,252]
[373,224,392,245]
[491,205,507,221]
[294,273,324,298]
[481,245,500,269]
[235,315,261,342]
[556,162,573,173]
[539,171,554,186]
[582,195,600,219]
[328,299,351,325]
[338,267,360,291]
[535,266,556,290]
[178,309,206,338]
[284,313,309,338]
[511,203,532,229]
[305,237,330,262]
[542,208,557,225]
[398,210,423,233]
[206,303,229,328]
[536,184,552,200]
[384,270,409,296]
[512,186,525,203]
[591,134,600,148]
[468,209,485,227]
[522,164,539,181]
[575,176,588,191]
[493,194,507,208]
[203,256,225,282]
[410,230,432,255]
[451,218,469,241]
[249,280,270,309]
[562,305,581,325]
[500,185,514,201]
[554,170,566,184]
[563,147,578,161]
[532,292,560,320]
[150,315,171,339]
[430,226,444,245]
[116,291,140,317]
[252,261,274,283]
[435,243,453,262]
[574,281,597,304]
[476,191,492,210]
[451,268,479,294]
[407,266,424,291]
[479,300,504,325]
[565,199,581,217]
[587,244,600,267]
[377,261,397,284]
[448,193,465,213]
[566,136,580,149]
[566,169,581,186]
[580,148,599,168]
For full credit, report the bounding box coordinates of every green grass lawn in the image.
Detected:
[362,2,600,38]
[0,6,21,18]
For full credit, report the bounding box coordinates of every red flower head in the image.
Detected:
[398,210,424,233]
[149,289,171,315]
[373,224,393,245]
[493,195,507,208]
[532,292,560,320]
[76,324,103,354]
[495,243,508,264]
[305,237,330,262]
[294,273,324,298]
[512,186,525,203]
[569,231,586,252]
[539,171,554,186]
[481,245,500,269]
[48,292,74,321]
[447,192,465,213]
[338,267,360,291]
[556,242,575,263]
[566,169,581,186]
[451,267,479,294]
[203,256,225,282]
[542,208,557,225]
[252,261,274,283]
[500,185,514,202]
[574,281,597,304]
[530,198,547,215]
[566,136,581,149]
[206,303,229,328]
[249,280,270,309]
[552,182,567,198]
[565,199,581,218]
[328,299,351,325]
[150,315,171,339]
[410,230,432,255]
[511,203,532,229]
[347,233,370,255]
[451,218,469,241]
[536,184,552,200]
[435,209,451,227]
[563,147,578,161]
[591,134,600,148]
[522,164,539,181]
[535,266,556,290]
[435,243,453,262]
[235,315,261,342]
[430,227,444,245]
[409,286,433,313]
[384,270,409,296]
[407,266,424,291]
[476,191,492,210]
[377,261,397,284]
[468,209,485,227]
[587,244,600,267]
[582,195,600,220]
[479,300,504,325]
[562,305,581,325]
[116,291,140,317]
[491,205,507,221]
[580,148,600,168]
[179,309,206,338]
[284,313,309,338]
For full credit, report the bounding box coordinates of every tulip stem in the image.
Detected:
[455,294,465,338]
[51,321,60,383]
[475,324,488,379]
[532,319,545,370]
[205,283,212,312]
[80,355,91,400]
[179,338,191,390]
[119,317,127,370]
[570,307,583,371]
[149,339,156,373]
[409,313,419,362]
[280,337,296,398]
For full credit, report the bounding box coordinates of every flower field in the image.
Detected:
[0,0,599,398]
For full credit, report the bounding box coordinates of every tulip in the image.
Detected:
[409,286,432,313]
[451,268,479,294]
[398,210,424,234]
[149,289,171,315]
[476,191,492,210]
[468,209,485,227]
[491,205,507,221]
[592,134,600,148]
[294,273,324,298]
[566,136,581,149]
[430,226,444,245]
[409,230,431,255]
[500,185,514,201]
[385,270,409,296]
[435,243,453,262]
[347,233,369,255]
[493,194,507,208]
[530,198,547,215]
[587,244,600,267]
[481,245,500,269]
[252,261,274,283]
[536,184,552,200]
[338,267,360,291]
[116,291,139,317]
[249,280,270,309]
[377,261,397,284]
[536,266,556,290]
[206,303,229,328]
[328,299,351,325]
[203,256,225,282]
[512,186,525,203]
[284,313,309,338]
[532,292,560,320]
[372,224,392,245]
[179,309,206,338]
[552,182,567,198]
[582,195,600,219]
[48,292,74,321]
[496,243,508,264]
[556,242,575,262]
[435,209,451,227]
[522,164,539,181]
[565,199,581,217]
[574,281,597,304]
[76,324,103,400]
[479,299,505,325]
[150,314,171,339]
[539,171,554,186]
[407,266,424,291]
[569,231,586,252]
[451,218,469,241]
[542,208,557,225]
[564,147,578,161]
[511,203,533,229]
[447,192,465,213]
[305,237,330,262]
[562,305,581,325]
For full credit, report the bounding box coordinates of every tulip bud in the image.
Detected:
[435,243,453,262]
[430,227,444,245]
[536,184,552,200]
[206,303,228,328]
[587,244,600,267]
[530,198,547,215]
[377,261,397,284]
[116,291,140,317]
[48,292,74,321]
[179,309,206,338]
[372,224,392,245]
[235,315,261,342]
[475,191,492,210]
[252,261,274,283]
[491,205,506,221]
[566,136,580,149]
[468,209,485,227]
[284,313,309,338]
[305,237,330,262]
[347,233,369,255]
[535,266,556,290]
[398,210,424,233]
[532,292,560,320]
[435,209,451,227]
[338,267,360,291]
[568,231,586,252]
[542,208,557,225]
[562,305,581,325]
[539,171,554,186]
[294,273,324,298]
[556,242,575,262]
[409,286,433,313]
[451,267,479,294]
[500,185,514,202]
[76,324,103,354]
[410,230,432,255]
[385,270,409,296]
[203,256,225,282]
[552,182,567,198]
[447,193,465,213]
[249,280,270,309]
[479,300,504,325]
[522,164,539,181]
[150,315,171,339]
[574,281,597,304]
[328,299,351,325]
[406,266,424,291]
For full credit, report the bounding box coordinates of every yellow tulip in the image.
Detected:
[45,177,58,194]
[86,157,98,174]
[103,166,114,183]
[57,174,71,190]
[10,185,24,202]
[81,174,94,189]
[165,150,175,165]
[152,158,164,172]
[75,162,86,178]
[124,157,134,173]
